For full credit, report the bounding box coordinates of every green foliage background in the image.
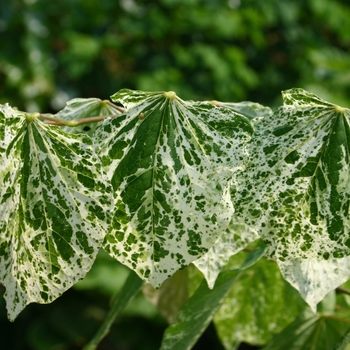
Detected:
[1,0,350,349]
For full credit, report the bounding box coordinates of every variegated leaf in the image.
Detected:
[55,98,122,136]
[0,104,113,320]
[234,88,350,260]
[193,217,259,289]
[193,101,270,288]
[278,257,350,313]
[210,100,273,119]
[94,89,253,287]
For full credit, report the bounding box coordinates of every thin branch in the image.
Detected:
[336,286,350,296]
[106,100,125,113]
[39,113,122,127]
[323,313,350,325]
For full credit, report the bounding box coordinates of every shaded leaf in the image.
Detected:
[234,88,350,260]
[0,104,113,320]
[214,251,305,349]
[211,100,273,119]
[55,98,122,136]
[333,327,350,350]
[262,309,350,350]
[159,269,240,350]
[159,247,263,350]
[94,89,253,287]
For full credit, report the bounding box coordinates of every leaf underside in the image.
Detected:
[234,88,350,260]
[0,104,112,320]
[94,89,253,287]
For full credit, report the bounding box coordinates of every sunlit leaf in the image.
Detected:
[93,89,253,287]
[234,88,350,260]
[277,257,350,313]
[0,104,113,320]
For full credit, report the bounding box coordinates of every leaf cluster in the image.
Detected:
[1,88,350,349]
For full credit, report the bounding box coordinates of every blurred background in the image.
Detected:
[1,0,350,349]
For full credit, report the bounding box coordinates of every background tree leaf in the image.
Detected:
[0,104,113,320]
[93,89,253,287]
[233,88,350,260]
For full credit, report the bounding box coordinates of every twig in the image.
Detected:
[39,113,122,127]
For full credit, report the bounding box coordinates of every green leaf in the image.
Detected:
[0,104,113,320]
[333,327,350,350]
[214,251,305,349]
[193,217,259,288]
[234,88,350,260]
[159,247,270,350]
[159,269,241,350]
[262,309,350,350]
[94,89,253,287]
[277,257,350,313]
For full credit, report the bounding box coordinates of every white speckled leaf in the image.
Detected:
[211,100,273,119]
[234,88,350,260]
[55,98,122,136]
[193,217,259,289]
[277,257,350,313]
[0,104,113,320]
[94,89,253,287]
